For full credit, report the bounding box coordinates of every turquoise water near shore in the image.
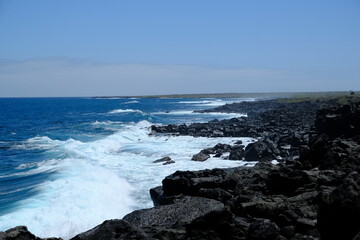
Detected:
[0,97,255,239]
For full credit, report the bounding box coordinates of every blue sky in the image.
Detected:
[0,0,359,97]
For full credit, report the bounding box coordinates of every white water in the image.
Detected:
[91,120,124,125]
[0,158,134,239]
[153,110,246,117]
[178,98,255,107]
[123,100,139,104]
[151,110,247,122]
[1,121,255,239]
[108,109,144,114]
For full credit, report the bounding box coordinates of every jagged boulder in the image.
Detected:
[266,167,315,196]
[315,103,360,138]
[301,136,360,172]
[70,220,147,240]
[318,172,360,240]
[123,196,224,227]
[229,145,245,160]
[162,168,238,198]
[153,156,172,163]
[185,209,246,240]
[191,152,210,162]
[0,226,62,240]
[244,139,279,161]
[247,219,280,240]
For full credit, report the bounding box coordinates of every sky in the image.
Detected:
[0,0,359,97]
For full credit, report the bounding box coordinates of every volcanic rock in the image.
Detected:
[247,219,280,240]
[0,226,62,240]
[153,156,172,163]
[123,196,224,227]
[191,152,210,162]
[70,219,147,240]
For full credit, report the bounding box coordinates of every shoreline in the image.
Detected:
[91,91,357,99]
[2,94,360,240]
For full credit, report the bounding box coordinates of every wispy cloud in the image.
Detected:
[0,57,340,97]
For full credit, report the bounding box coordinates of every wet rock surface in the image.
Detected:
[191,152,210,161]
[0,226,62,240]
[70,220,148,240]
[123,196,224,227]
[5,97,360,240]
[153,156,172,163]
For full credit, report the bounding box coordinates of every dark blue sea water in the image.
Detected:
[0,97,254,239]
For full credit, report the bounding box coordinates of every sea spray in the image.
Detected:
[0,158,134,240]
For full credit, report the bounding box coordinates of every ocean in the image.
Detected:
[0,97,255,239]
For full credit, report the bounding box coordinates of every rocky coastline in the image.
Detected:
[2,96,360,240]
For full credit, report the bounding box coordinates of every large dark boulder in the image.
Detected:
[318,172,360,240]
[0,226,37,240]
[315,103,360,138]
[244,140,279,161]
[70,219,147,240]
[320,139,360,172]
[266,167,315,196]
[162,168,238,198]
[301,136,360,172]
[153,156,172,163]
[123,196,224,227]
[198,187,233,202]
[299,134,329,169]
[149,186,164,206]
[247,219,280,240]
[0,226,61,240]
[191,152,210,162]
[229,145,245,160]
[185,209,246,240]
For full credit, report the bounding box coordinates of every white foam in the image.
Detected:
[108,109,144,114]
[93,97,125,99]
[0,158,134,240]
[11,136,77,150]
[271,160,280,165]
[123,100,139,104]
[152,110,246,118]
[177,100,226,106]
[178,100,217,104]
[91,120,124,126]
[178,98,256,107]
[53,121,254,209]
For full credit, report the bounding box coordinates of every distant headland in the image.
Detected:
[92,91,358,99]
